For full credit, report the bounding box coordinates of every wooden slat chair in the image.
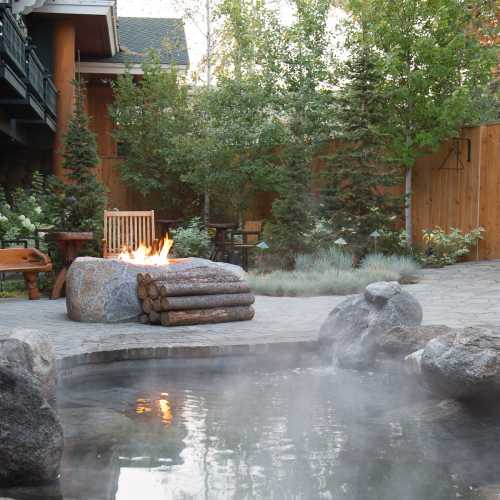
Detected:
[0,247,52,300]
[102,210,156,258]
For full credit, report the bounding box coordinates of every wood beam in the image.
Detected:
[52,19,76,180]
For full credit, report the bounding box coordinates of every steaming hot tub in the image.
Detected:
[42,358,498,500]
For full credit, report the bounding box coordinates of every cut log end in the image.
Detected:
[149,310,161,324]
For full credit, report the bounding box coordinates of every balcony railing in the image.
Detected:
[26,44,44,100]
[45,76,57,118]
[0,4,26,77]
[0,4,58,123]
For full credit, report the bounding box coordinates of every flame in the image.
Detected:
[117,235,173,265]
[134,393,173,426]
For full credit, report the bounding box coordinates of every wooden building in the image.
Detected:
[0,0,188,201]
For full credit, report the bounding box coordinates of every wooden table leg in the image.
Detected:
[51,267,68,300]
[24,272,40,300]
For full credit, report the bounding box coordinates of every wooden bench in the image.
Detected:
[0,247,52,300]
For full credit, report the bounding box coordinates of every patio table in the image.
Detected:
[157,218,184,237]
[208,222,237,262]
[49,231,94,299]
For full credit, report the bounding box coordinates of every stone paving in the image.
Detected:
[1,260,500,366]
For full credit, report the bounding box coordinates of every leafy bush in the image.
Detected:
[420,226,484,267]
[171,218,211,258]
[301,218,337,253]
[249,251,419,296]
[0,171,48,242]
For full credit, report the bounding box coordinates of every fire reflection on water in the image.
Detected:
[134,392,173,426]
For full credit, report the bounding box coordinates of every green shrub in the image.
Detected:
[171,217,211,258]
[421,226,484,267]
[0,171,49,243]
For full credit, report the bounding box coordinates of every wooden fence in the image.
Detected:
[412,123,500,260]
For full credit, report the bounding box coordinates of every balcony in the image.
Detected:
[0,3,57,138]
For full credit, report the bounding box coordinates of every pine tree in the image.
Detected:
[320,32,403,257]
[47,79,107,239]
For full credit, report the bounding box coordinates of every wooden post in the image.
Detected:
[52,20,76,180]
[24,272,40,300]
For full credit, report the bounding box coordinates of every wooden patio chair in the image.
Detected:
[102,210,156,258]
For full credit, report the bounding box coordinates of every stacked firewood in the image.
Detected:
[136,268,255,326]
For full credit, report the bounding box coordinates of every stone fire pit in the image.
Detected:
[66,257,246,323]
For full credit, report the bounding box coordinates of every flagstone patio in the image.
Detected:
[1,260,500,369]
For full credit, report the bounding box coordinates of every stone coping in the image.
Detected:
[0,296,331,372]
[57,340,318,376]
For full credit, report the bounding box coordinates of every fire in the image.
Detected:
[134,392,173,426]
[117,235,173,265]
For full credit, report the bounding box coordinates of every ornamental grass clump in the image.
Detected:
[249,249,417,297]
[295,246,352,273]
[361,254,421,283]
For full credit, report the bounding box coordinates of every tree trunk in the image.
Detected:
[160,292,254,311]
[204,190,210,226]
[161,305,255,326]
[405,166,413,245]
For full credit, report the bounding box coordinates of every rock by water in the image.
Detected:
[0,364,63,486]
[0,329,57,405]
[378,324,452,358]
[421,326,500,401]
[319,281,423,369]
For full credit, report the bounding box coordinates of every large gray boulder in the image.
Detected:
[377,324,452,358]
[421,326,500,401]
[0,364,63,486]
[66,256,246,323]
[0,329,57,405]
[319,281,423,369]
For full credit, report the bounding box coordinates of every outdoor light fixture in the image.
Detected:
[370,230,380,253]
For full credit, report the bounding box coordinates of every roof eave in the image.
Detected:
[77,61,188,75]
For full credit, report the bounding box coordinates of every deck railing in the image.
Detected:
[26,45,44,100]
[0,5,26,77]
[0,5,58,121]
[45,76,57,117]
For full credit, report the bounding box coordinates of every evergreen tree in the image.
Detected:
[321,31,403,257]
[262,0,335,269]
[47,79,107,239]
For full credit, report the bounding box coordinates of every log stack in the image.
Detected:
[136,267,255,326]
